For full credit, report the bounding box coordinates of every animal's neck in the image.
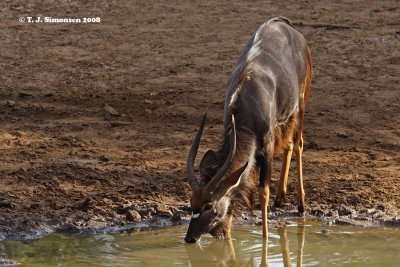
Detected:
[226,129,258,211]
[229,129,257,177]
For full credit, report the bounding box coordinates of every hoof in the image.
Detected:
[298,203,305,215]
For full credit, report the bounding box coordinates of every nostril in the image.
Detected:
[184,236,197,243]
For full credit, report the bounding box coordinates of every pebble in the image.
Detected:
[126,210,142,222]
[336,132,348,138]
[338,205,356,216]
[0,258,18,266]
[103,105,119,116]
[306,140,319,149]
[0,201,16,209]
[320,229,332,235]
[18,91,33,97]
[109,121,130,127]
[32,103,41,109]
[6,100,15,107]
[98,155,109,162]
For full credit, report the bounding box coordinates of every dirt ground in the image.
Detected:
[0,0,399,240]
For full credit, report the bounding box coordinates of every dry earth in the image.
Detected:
[0,0,399,240]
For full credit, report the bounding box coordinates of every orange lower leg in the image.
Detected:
[275,143,293,207]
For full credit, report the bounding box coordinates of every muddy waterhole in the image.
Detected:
[1,221,399,267]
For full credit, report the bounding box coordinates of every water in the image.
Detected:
[1,222,399,266]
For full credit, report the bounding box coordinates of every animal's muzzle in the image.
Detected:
[185,218,204,243]
[184,235,198,243]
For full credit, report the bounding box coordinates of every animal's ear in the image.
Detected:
[225,162,248,187]
[213,162,248,197]
[200,150,218,178]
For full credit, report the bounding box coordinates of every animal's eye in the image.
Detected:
[203,203,213,211]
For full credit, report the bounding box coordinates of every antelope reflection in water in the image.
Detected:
[185,224,305,267]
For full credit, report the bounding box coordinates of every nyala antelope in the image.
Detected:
[185,17,312,243]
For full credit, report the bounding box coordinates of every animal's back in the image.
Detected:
[225,17,310,135]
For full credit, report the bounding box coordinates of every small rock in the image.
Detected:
[38,144,47,149]
[335,217,366,226]
[157,208,173,219]
[98,155,109,162]
[306,140,319,149]
[144,99,153,104]
[364,173,375,180]
[28,202,42,210]
[311,209,325,216]
[58,223,79,233]
[44,92,54,97]
[324,220,334,226]
[145,109,152,115]
[383,218,400,227]
[148,207,156,214]
[115,205,128,214]
[6,100,15,107]
[18,91,33,97]
[86,219,108,229]
[32,103,41,109]
[376,205,385,211]
[320,229,332,235]
[338,205,356,216]
[126,210,142,222]
[103,105,119,116]
[77,197,96,212]
[337,132,348,138]
[0,258,18,266]
[347,196,360,205]
[350,147,361,152]
[327,209,339,217]
[0,200,16,209]
[109,121,130,127]
[366,208,384,218]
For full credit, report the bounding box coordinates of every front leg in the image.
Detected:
[258,152,273,238]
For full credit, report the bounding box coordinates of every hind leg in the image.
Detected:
[294,132,305,214]
[274,142,293,208]
[293,46,311,215]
